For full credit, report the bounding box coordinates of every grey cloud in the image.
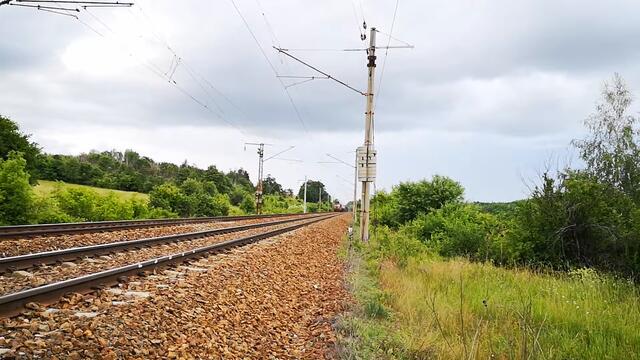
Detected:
[4,0,640,202]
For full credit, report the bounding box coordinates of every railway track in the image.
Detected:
[0,214,325,272]
[0,212,308,239]
[0,213,337,317]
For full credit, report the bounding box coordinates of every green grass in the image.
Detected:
[34,180,149,202]
[338,237,640,359]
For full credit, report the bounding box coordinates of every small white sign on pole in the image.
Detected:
[357,145,377,182]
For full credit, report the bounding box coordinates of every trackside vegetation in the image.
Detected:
[338,74,640,359]
[0,115,335,225]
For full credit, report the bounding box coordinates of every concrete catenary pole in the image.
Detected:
[255,143,264,214]
[360,27,376,242]
[303,176,308,214]
[353,151,358,226]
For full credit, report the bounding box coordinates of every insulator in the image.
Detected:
[363,21,367,29]
[360,33,366,41]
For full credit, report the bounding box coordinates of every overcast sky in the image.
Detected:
[2,0,640,203]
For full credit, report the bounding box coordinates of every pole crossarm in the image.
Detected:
[326,153,356,168]
[272,158,303,163]
[10,3,78,11]
[264,145,295,162]
[273,47,367,96]
[2,0,133,7]
[376,45,414,49]
[15,0,133,5]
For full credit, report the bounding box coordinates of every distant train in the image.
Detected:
[333,203,347,212]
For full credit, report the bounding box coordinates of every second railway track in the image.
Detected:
[0,212,308,239]
[0,213,338,317]
[0,214,326,272]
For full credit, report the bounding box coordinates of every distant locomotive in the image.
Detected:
[333,203,346,212]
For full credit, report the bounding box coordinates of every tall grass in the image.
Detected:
[338,235,640,359]
[34,180,149,201]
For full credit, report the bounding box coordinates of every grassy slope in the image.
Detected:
[34,180,149,202]
[338,244,640,359]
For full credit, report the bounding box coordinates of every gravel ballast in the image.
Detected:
[0,216,306,258]
[0,214,350,359]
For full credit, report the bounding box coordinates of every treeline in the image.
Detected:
[372,74,640,280]
[0,150,333,225]
[0,114,335,224]
[35,150,254,194]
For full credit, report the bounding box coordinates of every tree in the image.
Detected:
[394,175,464,223]
[262,175,284,195]
[228,168,254,191]
[149,183,189,215]
[0,152,35,225]
[572,73,640,201]
[204,165,232,194]
[0,115,41,182]
[297,180,330,203]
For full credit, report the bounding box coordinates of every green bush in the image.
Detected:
[149,180,232,217]
[371,191,400,228]
[0,152,35,225]
[147,207,178,219]
[262,194,304,214]
[93,193,135,221]
[197,193,231,216]
[394,175,464,223]
[371,176,464,228]
[51,187,143,222]
[53,187,99,221]
[229,185,249,206]
[373,225,426,268]
[239,193,256,214]
[411,203,503,260]
[508,171,640,276]
[32,195,77,224]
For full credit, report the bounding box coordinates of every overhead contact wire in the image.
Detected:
[229,0,309,133]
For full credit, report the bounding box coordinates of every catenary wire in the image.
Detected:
[75,7,244,133]
[228,0,309,133]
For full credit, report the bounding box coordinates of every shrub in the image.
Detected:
[412,203,503,260]
[509,171,640,276]
[371,191,400,228]
[93,193,135,221]
[394,175,464,223]
[150,180,231,217]
[32,195,78,224]
[196,193,230,216]
[373,225,426,268]
[239,194,256,214]
[53,187,99,221]
[0,152,35,225]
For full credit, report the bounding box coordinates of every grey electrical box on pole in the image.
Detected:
[357,145,377,181]
[360,27,377,242]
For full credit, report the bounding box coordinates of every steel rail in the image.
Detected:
[0,213,310,239]
[0,214,326,272]
[0,214,338,317]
